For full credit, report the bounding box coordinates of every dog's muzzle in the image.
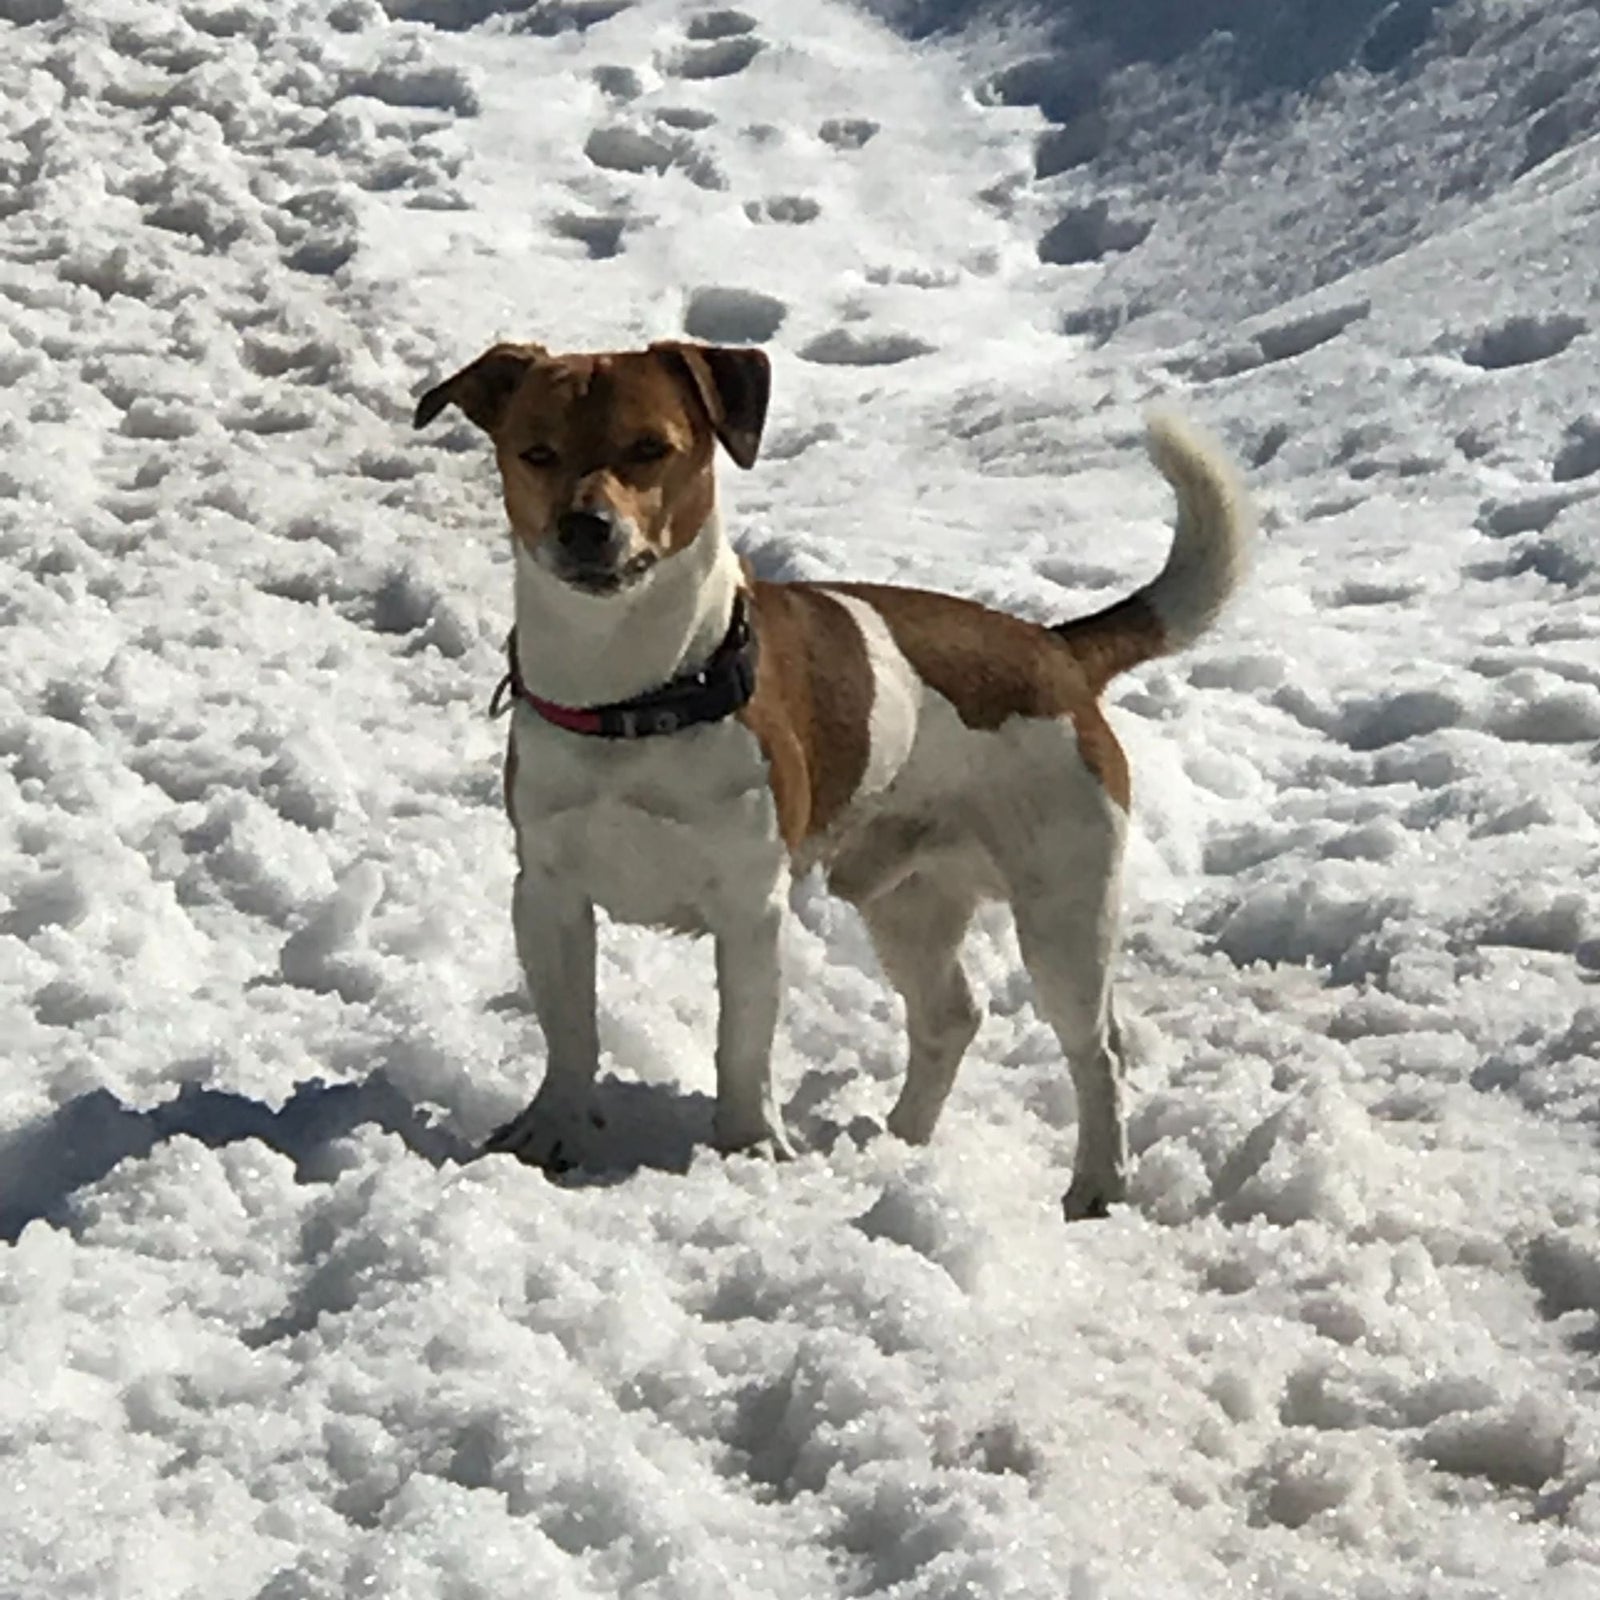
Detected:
[552,510,653,593]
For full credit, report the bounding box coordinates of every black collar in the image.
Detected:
[490,591,759,738]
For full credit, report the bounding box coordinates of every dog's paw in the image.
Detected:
[885,1100,940,1145]
[482,1098,605,1173]
[714,1112,797,1163]
[1061,1168,1126,1223]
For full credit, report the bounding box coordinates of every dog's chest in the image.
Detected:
[508,713,785,932]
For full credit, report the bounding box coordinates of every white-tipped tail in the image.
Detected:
[1138,410,1253,651]
[1049,413,1252,689]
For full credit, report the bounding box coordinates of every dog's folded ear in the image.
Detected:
[651,342,771,470]
[412,343,545,432]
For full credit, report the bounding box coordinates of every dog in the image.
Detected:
[413,339,1250,1220]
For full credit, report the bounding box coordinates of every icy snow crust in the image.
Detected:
[2,0,1598,1595]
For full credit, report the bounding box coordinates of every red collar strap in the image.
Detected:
[490,592,759,739]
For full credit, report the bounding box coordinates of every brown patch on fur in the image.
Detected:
[1066,700,1130,811]
[650,342,770,470]
[829,582,1132,810]
[1049,594,1169,697]
[739,583,873,848]
[490,351,718,561]
[829,582,1090,729]
[413,342,547,432]
[415,343,769,572]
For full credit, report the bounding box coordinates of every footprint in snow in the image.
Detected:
[1035,112,1110,177]
[183,4,258,38]
[226,402,317,436]
[134,187,246,253]
[341,61,481,118]
[1328,579,1423,607]
[552,210,627,260]
[583,124,725,191]
[1251,423,1289,467]
[981,55,1109,177]
[744,194,820,225]
[819,117,877,150]
[865,262,962,289]
[1035,556,1126,591]
[1255,301,1370,364]
[1038,201,1151,266]
[517,0,635,37]
[1462,312,1587,370]
[655,105,718,130]
[667,35,764,79]
[1467,538,1595,590]
[1,868,92,941]
[1189,302,1372,382]
[120,397,199,441]
[687,8,755,39]
[983,53,1104,125]
[240,334,342,383]
[1552,416,1600,482]
[1329,687,1468,753]
[1476,489,1591,538]
[275,188,360,277]
[651,10,763,81]
[1487,682,1600,745]
[683,286,786,343]
[593,64,642,100]
[1187,653,1288,693]
[798,328,934,366]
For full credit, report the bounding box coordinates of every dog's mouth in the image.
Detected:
[559,550,658,595]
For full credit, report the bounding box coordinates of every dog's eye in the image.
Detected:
[520,443,559,468]
[625,435,671,465]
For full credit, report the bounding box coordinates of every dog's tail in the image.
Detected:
[1051,412,1253,692]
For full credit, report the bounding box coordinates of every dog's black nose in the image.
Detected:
[556,510,620,564]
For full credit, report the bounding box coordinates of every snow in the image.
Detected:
[2,0,1598,1595]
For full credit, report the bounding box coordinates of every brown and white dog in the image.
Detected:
[414,340,1251,1220]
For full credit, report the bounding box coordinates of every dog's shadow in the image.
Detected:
[0,1072,766,1241]
[0,1074,478,1243]
[549,1076,871,1186]
[542,1076,710,1187]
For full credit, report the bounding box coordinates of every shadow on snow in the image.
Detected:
[0,1072,750,1242]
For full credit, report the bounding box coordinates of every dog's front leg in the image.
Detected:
[712,906,796,1159]
[485,869,602,1170]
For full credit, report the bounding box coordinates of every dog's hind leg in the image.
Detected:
[1010,840,1129,1222]
[861,873,981,1145]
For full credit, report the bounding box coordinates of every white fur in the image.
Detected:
[1139,411,1253,651]
[512,509,744,708]
[824,593,919,800]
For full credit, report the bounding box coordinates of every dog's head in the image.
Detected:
[413,340,770,596]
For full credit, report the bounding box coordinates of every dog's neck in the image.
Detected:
[511,508,743,709]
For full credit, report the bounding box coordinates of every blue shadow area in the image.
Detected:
[0,1075,476,1243]
[866,0,1450,95]
[0,1072,742,1241]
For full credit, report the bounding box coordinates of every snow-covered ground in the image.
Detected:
[3,0,1598,1594]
